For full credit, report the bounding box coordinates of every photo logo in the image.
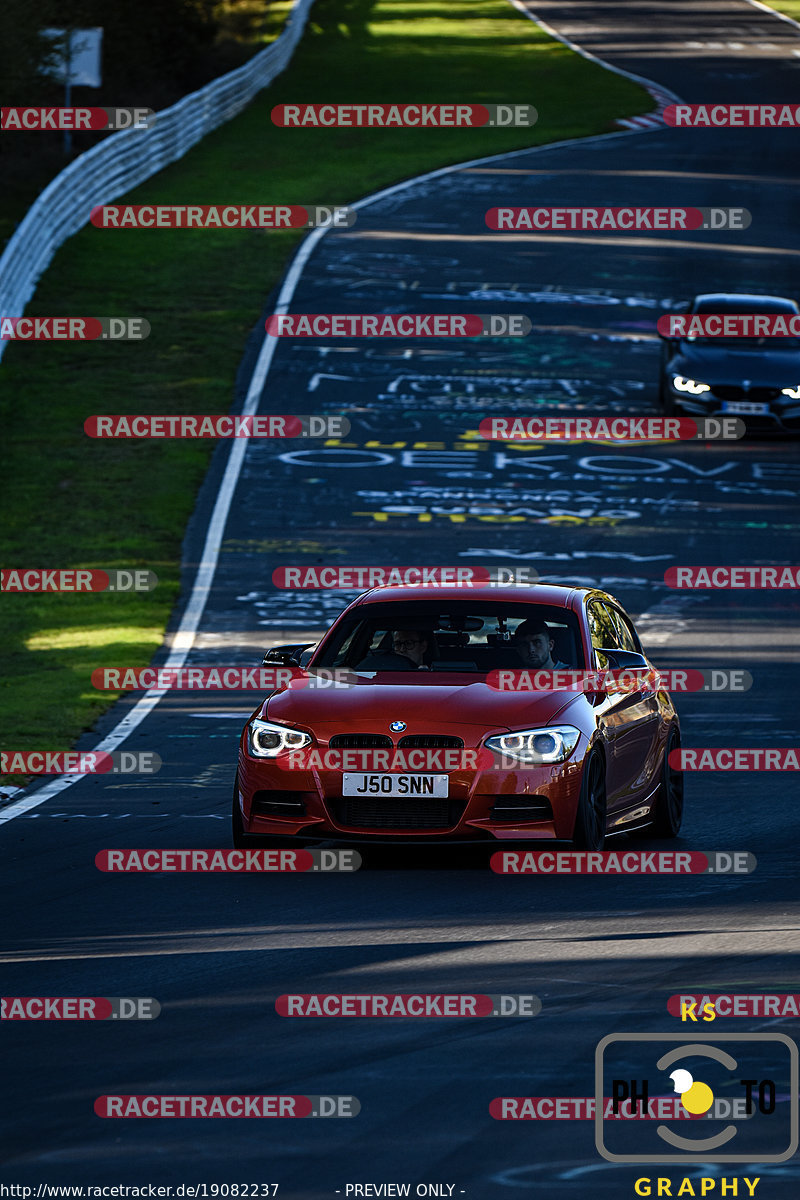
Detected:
[595,1033,798,1162]
[668,1067,714,1115]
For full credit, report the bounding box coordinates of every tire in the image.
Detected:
[650,725,684,837]
[572,752,607,850]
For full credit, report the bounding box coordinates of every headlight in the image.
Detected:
[781,385,800,399]
[672,375,711,395]
[485,725,580,764]
[248,718,312,758]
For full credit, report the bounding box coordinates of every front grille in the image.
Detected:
[252,791,307,815]
[328,733,393,748]
[490,795,553,822]
[711,385,781,403]
[330,797,467,830]
[397,734,464,749]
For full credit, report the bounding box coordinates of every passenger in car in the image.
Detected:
[513,619,570,670]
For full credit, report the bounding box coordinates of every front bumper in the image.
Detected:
[665,381,800,432]
[236,748,585,843]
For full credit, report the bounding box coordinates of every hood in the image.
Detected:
[671,344,800,386]
[264,675,578,740]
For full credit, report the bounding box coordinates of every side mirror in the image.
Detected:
[593,649,655,697]
[262,643,314,667]
[595,649,649,670]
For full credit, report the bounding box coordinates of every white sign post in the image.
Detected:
[41,27,103,154]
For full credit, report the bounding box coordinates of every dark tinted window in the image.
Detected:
[314,601,585,673]
[587,601,620,650]
[609,607,640,653]
[687,297,800,347]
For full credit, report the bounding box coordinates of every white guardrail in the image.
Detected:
[0,0,315,363]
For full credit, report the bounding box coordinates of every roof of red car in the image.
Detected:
[352,583,590,607]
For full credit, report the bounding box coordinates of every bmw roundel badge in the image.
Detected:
[389,721,407,733]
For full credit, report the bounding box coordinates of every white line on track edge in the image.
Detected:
[506,0,683,108]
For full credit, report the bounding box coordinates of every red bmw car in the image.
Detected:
[232,584,682,849]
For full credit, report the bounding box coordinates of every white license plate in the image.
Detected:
[721,400,769,415]
[342,773,449,798]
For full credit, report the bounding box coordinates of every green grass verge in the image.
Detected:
[0,0,650,782]
[761,1,800,18]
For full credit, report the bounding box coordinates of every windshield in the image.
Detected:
[312,601,585,674]
[687,304,800,348]
[687,335,800,348]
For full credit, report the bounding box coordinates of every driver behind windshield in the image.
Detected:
[391,629,434,670]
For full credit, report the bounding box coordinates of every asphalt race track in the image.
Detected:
[3,1,800,1194]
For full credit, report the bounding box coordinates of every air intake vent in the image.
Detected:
[329,796,467,830]
[397,734,464,749]
[252,791,308,815]
[490,795,553,822]
[329,733,394,748]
